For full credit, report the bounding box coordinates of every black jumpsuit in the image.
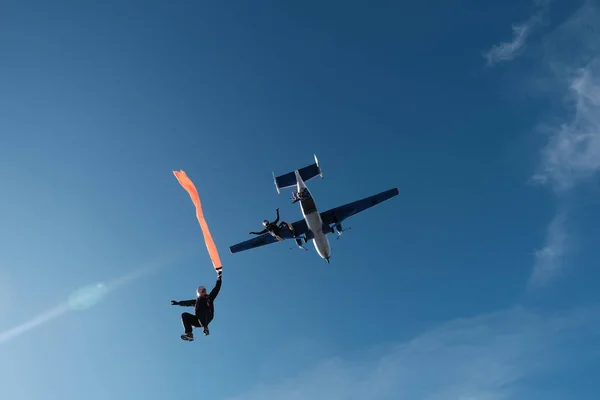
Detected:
[175,277,221,334]
[250,209,289,236]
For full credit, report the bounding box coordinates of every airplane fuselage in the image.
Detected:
[294,170,331,262]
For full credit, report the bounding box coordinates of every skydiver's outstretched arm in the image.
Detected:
[171,299,195,306]
[209,275,222,300]
[273,208,280,224]
[249,228,268,235]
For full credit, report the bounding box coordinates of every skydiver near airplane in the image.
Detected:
[291,187,309,204]
[229,155,399,263]
[249,208,295,241]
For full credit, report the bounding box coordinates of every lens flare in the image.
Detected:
[68,283,109,310]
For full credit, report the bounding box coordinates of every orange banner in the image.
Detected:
[173,170,222,271]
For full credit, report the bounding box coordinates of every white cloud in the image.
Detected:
[483,0,550,66]
[226,305,600,400]
[530,1,600,190]
[483,19,539,66]
[532,60,600,192]
[530,212,569,287]
[523,2,600,287]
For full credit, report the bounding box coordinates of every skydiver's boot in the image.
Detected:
[181,332,194,341]
[203,326,210,336]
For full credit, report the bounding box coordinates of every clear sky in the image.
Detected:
[1,0,600,399]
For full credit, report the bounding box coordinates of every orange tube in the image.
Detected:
[173,170,222,271]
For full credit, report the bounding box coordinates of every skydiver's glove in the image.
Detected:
[171,300,179,305]
[216,268,222,280]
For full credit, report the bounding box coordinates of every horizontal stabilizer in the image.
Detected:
[273,154,323,193]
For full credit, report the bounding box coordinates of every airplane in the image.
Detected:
[229,155,399,263]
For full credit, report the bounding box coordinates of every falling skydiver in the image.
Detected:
[249,208,294,241]
[171,268,222,341]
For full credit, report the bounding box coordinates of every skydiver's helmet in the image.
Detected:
[197,286,206,297]
[263,220,269,227]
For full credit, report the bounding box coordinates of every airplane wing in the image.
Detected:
[229,219,310,254]
[320,188,399,227]
[229,233,279,254]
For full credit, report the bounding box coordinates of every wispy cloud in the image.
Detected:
[483,18,540,66]
[226,305,600,400]
[482,0,549,66]
[486,2,600,286]
[530,212,569,288]
[532,60,600,192]
[525,2,600,287]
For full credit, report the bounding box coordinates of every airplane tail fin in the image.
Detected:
[273,154,323,194]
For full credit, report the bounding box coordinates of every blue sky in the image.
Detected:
[1,0,600,399]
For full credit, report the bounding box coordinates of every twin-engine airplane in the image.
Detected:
[229,155,399,263]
